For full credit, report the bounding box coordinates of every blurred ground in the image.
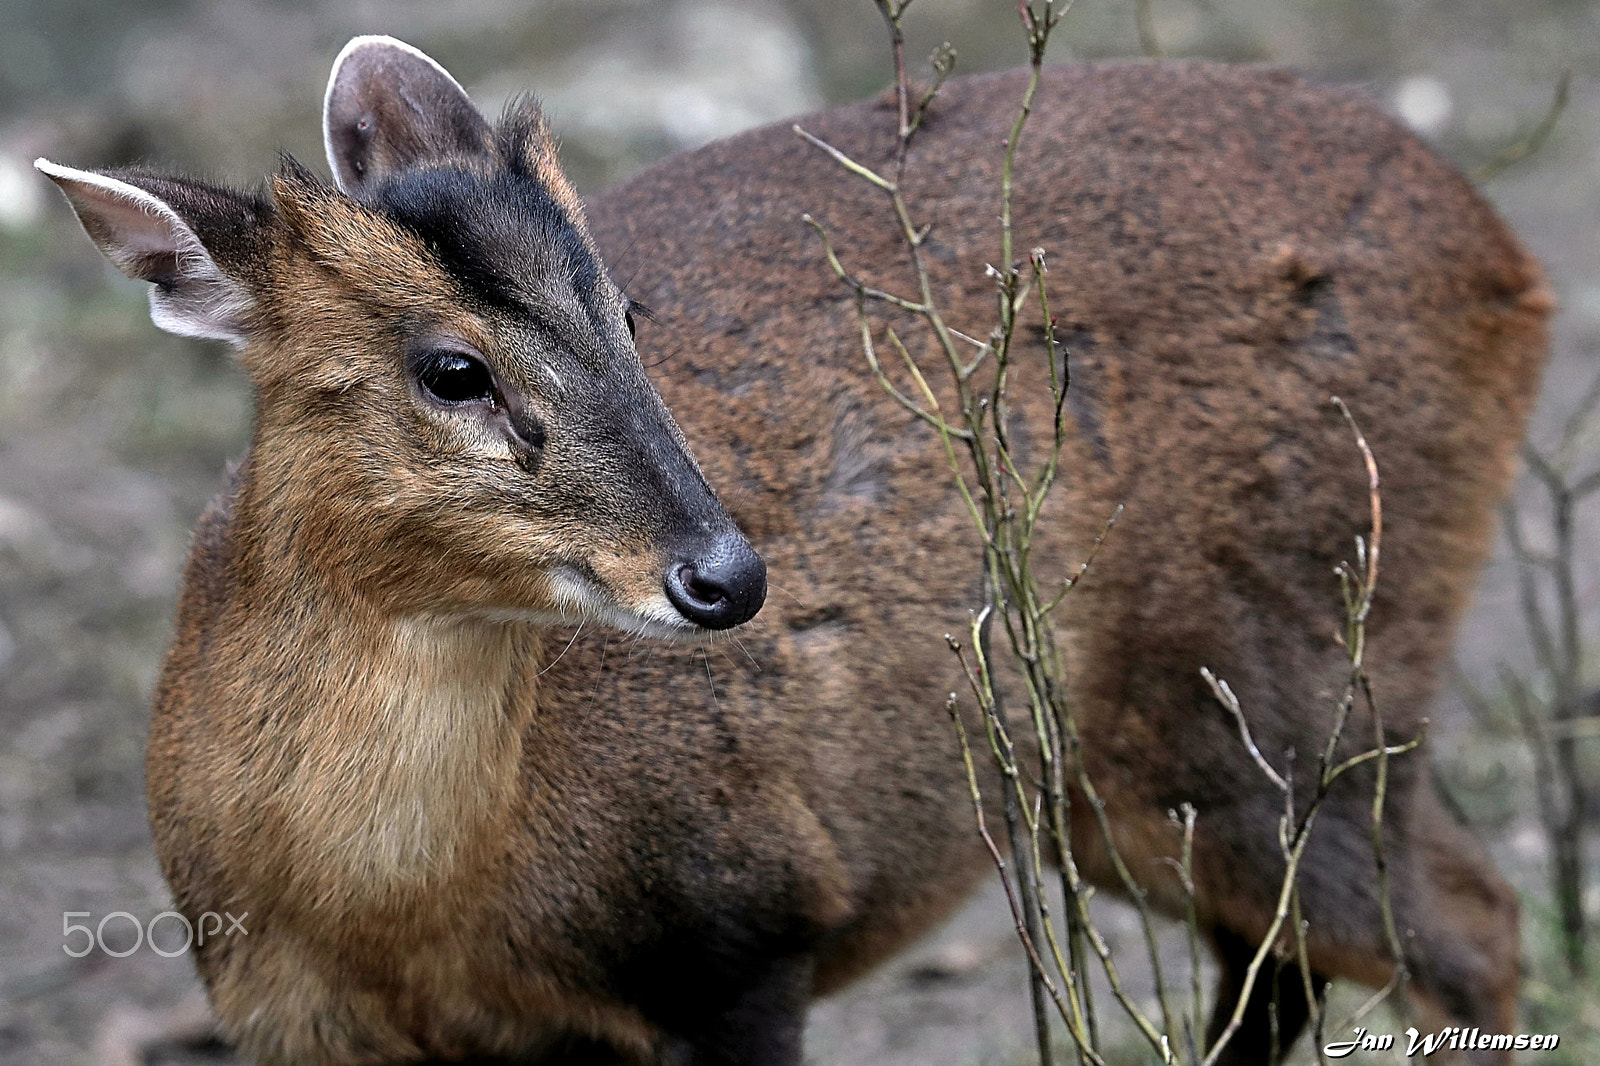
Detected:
[0,0,1597,1063]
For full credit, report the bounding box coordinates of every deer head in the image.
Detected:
[38,35,766,636]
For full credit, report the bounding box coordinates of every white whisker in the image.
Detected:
[536,621,586,677]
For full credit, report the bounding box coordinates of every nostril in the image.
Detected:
[676,563,727,607]
[663,534,767,630]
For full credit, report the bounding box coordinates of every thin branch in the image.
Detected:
[1472,70,1571,184]
[1135,0,1165,57]
[1502,500,1561,679]
[1203,667,1288,792]
[792,125,894,191]
[1557,365,1600,457]
[1047,504,1122,613]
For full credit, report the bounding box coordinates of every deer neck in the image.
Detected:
[221,563,543,901]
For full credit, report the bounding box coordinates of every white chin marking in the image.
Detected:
[547,568,703,640]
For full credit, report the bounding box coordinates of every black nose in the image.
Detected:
[664,533,766,630]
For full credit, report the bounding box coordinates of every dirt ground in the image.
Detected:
[1,1,1596,1063]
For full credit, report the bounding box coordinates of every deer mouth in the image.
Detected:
[543,561,758,641]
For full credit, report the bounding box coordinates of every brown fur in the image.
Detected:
[47,43,1546,1066]
[577,63,1546,1065]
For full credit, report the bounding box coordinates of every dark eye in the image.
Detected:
[415,349,496,406]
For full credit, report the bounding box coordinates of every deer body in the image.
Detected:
[42,40,1547,1066]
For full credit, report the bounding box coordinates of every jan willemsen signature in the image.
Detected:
[1325,1025,1561,1058]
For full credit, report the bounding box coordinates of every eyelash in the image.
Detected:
[625,298,654,339]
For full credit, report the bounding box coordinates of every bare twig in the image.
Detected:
[1504,407,1596,974]
[1203,667,1289,792]
[1134,0,1165,57]
[1473,71,1571,184]
[801,4,1424,1062]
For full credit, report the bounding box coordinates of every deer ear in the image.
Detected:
[36,159,261,345]
[323,35,493,196]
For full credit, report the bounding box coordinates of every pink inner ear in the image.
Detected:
[38,164,197,278]
[37,160,254,345]
[83,190,193,266]
[322,35,491,196]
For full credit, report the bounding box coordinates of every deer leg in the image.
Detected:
[1396,795,1521,1066]
[1205,927,1329,1066]
[655,954,814,1066]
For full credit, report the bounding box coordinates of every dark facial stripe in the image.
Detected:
[371,165,603,323]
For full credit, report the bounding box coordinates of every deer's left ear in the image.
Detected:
[36,159,264,345]
[323,35,493,197]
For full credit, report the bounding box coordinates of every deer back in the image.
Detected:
[579,56,1547,1019]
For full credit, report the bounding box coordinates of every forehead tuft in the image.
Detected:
[360,97,604,317]
[495,95,585,215]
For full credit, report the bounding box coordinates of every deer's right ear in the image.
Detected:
[323,35,493,197]
[35,160,262,346]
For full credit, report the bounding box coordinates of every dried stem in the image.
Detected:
[1500,383,1598,975]
[1134,0,1165,57]
[1473,70,1571,184]
[800,4,1421,1063]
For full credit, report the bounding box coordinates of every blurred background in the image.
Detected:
[0,0,1596,1063]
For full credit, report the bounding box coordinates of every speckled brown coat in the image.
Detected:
[42,37,1547,1066]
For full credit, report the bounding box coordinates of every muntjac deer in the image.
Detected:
[40,35,1547,1066]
